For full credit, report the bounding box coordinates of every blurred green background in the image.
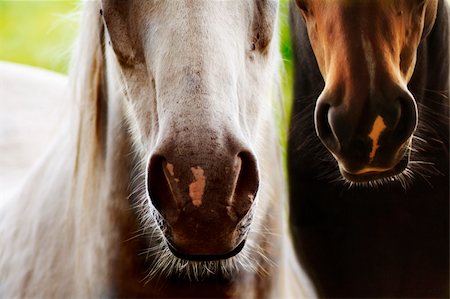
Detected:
[0,0,79,73]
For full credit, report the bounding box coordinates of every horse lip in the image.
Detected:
[165,238,247,261]
[158,213,252,261]
[339,149,410,183]
[153,205,254,261]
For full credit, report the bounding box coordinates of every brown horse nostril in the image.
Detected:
[315,101,339,152]
[314,85,418,174]
[393,94,418,145]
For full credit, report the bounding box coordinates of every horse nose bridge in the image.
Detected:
[158,79,239,133]
[156,123,248,160]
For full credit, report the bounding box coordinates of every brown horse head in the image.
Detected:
[295,0,439,182]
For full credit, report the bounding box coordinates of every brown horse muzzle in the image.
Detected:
[147,129,259,259]
[315,84,418,182]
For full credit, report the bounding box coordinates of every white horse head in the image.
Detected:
[0,1,315,297]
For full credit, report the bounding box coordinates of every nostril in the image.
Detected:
[232,151,259,218]
[147,154,178,222]
[147,155,165,212]
[394,95,418,143]
[315,101,338,151]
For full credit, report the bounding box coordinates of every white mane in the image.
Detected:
[0,3,111,297]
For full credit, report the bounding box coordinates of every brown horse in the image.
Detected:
[289,0,449,297]
[0,1,315,298]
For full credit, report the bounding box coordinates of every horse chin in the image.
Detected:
[338,149,411,184]
[160,215,253,261]
[146,228,251,281]
[142,201,257,280]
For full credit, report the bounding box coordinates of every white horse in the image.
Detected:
[0,1,315,298]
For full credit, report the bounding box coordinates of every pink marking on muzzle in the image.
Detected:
[189,166,206,207]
